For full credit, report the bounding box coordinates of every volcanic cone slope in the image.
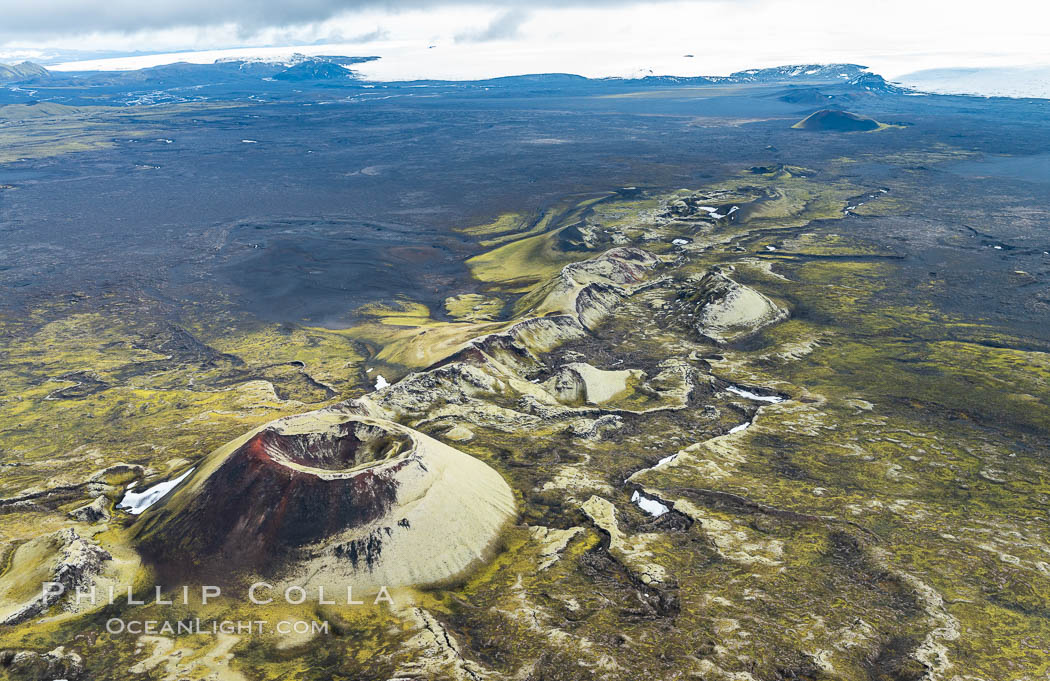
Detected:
[132,409,516,590]
[791,109,881,132]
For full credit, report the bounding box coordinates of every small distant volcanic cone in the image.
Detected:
[792,109,881,132]
[132,409,516,590]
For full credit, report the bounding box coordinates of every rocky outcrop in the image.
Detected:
[132,409,516,592]
[89,463,145,486]
[513,247,659,323]
[0,646,83,680]
[547,363,640,406]
[662,191,742,221]
[0,463,143,514]
[67,495,110,523]
[567,414,624,439]
[0,529,111,625]
[358,248,665,426]
[675,270,788,344]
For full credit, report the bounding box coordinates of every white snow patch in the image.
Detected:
[629,452,680,481]
[374,374,390,390]
[656,453,679,467]
[672,238,690,245]
[729,421,751,434]
[631,490,669,517]
[726,385,785,403]
[118,468,195,515]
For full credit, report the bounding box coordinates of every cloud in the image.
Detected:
[0,0,660,41]
[330,26,390,44]
[6,0,1047,79]
[454,8,530,43]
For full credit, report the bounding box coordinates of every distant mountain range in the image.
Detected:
[0,54,378,87]
[620,64,905,95]
[0,61,50,83]
[12,55,1042,101]
[7,54,1047,99]
[720,63,868,83]
[1,57,896,88]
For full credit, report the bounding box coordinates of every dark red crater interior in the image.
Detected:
[133,421,412,581]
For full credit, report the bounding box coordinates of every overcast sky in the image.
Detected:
[1,0,1048,80]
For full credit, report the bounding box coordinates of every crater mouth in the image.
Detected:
[130,410,516,589]
[260,421,412,472]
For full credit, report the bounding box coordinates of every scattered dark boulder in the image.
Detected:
[89,463,145,486]
[0,647,83,680]
[67,496,110,523]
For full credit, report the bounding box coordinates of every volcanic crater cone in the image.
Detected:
[132,409,516,590]
[792,109,881,132]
